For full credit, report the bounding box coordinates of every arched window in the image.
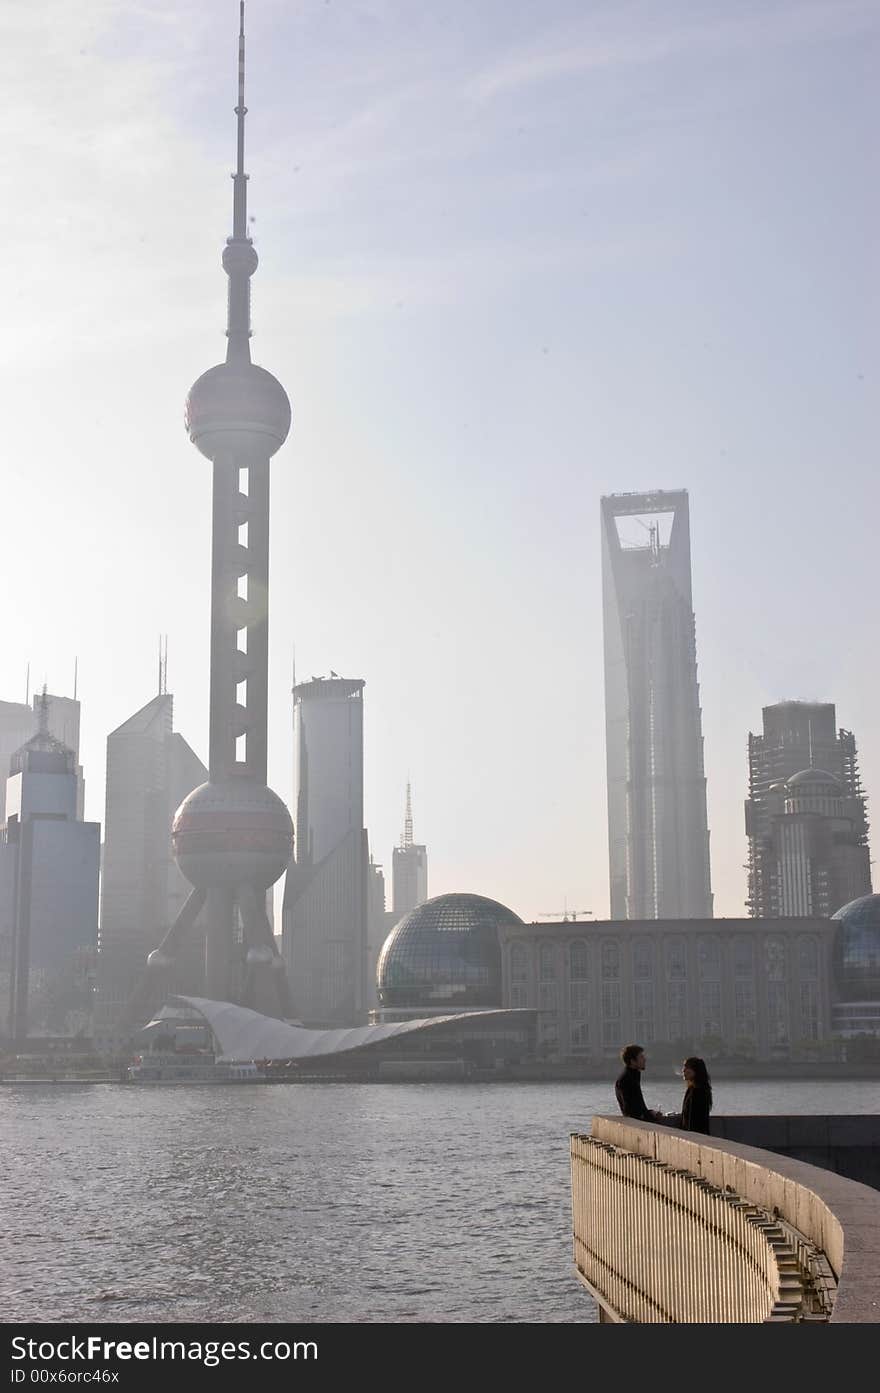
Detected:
[798,936,819,979]
[632,938,653,980]
[698,937,720,980]
[569,940,589,981]
[665,938,686,979]
[510,943,528,983]
[765,936,787,981]
[539,944,556,981]
[733,937,754,978]
[601,941,620,980]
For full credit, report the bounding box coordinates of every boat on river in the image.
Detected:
[126,1051,266,1084]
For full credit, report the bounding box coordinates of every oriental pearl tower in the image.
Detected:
[142,3,293,1015]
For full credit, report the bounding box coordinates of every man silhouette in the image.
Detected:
[615,1043,662,1122]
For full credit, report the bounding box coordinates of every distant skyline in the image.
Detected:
[3,0,877,921]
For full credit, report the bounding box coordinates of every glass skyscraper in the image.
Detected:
[282,677,368,1026]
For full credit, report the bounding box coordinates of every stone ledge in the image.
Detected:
[586,1115,880,1323]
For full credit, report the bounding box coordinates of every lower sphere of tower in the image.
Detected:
[185,361,292,460]
[172,778,293,890]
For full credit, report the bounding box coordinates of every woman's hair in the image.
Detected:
[684,1056,713,1108]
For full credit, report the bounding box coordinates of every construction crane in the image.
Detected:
[631,514,661,562]
[538,906,592,923]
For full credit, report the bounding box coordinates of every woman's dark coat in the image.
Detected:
[680,1083,711,1134]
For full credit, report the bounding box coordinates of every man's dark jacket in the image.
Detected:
[614,1065,654,1121]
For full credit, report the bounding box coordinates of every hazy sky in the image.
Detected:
[3,0,877,922]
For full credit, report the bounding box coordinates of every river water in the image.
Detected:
[2,1079,878,1323]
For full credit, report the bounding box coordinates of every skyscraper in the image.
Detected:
[0,692,84,824]
[282,677,368,1025]
[0,701,38,821]
[39,693,80,757]
[94,693,207,1042]
[745,701,871,917]
[392,782,428,916]
[365,856,390,1014]
[601,490,712,920]
[1,697,99,1040]
[136,4,294,1018]
[38,693,85,820]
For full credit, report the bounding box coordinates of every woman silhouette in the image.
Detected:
[679,1057,713,1134]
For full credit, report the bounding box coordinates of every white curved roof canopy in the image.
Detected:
[174,996,531,1062]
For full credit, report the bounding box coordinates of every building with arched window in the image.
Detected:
[498,916,839,1062]
[369,899,870,1063]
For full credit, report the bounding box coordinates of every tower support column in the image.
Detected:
[205,887,236,1001]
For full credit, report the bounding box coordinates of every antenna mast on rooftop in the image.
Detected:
[402,781,414,849]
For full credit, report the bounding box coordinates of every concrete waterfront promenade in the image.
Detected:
[571,1115,880,1323]
[710,1114,880,1191]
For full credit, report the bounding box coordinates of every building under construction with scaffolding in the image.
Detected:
[745,702,872,918]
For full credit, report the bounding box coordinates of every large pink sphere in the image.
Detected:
[185,361,291,461]
[172,779,293,890]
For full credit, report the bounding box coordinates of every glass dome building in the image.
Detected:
[833,894,880,1001]
[832,894,880,1038]
[376,892,522,1015]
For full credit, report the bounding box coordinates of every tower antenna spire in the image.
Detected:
[37,684,49,737]
[403,781,414,849]
[234,1,247,235]
[224,0,256,364]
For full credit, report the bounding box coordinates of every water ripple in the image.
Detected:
[2,1077,872,1322]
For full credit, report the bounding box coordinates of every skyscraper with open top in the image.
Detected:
[601,490,712,920]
